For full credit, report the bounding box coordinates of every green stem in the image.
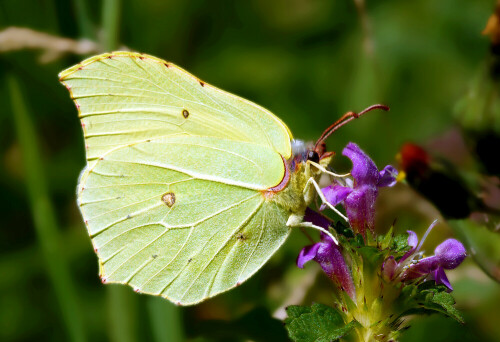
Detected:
[102,0,122,51]
[99,3,134,341]
[147,297,185,342]
[8,75,86,342]
[107,285,138,342]
[73,0,95,39]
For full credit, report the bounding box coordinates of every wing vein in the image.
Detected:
[238,204,267,282]
[179,199,264,300]
[106,159,265,190]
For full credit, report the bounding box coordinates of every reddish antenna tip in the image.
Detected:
[314,104,390,151]
[359,104,390,115]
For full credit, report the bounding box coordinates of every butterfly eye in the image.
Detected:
[307,151,319,163]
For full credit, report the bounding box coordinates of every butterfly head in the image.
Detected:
[289,139,334,172]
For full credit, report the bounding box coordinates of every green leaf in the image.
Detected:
[396,283,464,324]
[284,303,359,342]
[376,228,410,258]
[428,291,464,323]
[391,232,410,255]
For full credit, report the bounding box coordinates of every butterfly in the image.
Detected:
[60,52,385,305]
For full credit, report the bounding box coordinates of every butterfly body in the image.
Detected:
[61,52,325,305]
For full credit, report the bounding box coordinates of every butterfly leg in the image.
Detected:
[307,160,350,178]
[289,220,339,245]
[303,177,349,223]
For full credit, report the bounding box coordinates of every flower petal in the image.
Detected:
[434,267,453,291]
[297,243,322,268]
[344,185,377,235]
[322,185,353,207]
[378,165,399,187]
[400,230,419,262]
[342,143,379,186]
[407,230,419,249]
[382,256,398,280]
[314,239,356,300]
[434,239,467,270]
[401,255,440,280]
[303,207,331,229]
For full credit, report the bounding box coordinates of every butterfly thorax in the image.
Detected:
[265,162,312,215]
[266,135,335,216]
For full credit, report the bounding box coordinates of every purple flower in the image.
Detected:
[297,208,356,300]
[321,143,398,236]
[382,221,467,291]
[401,238,467,290]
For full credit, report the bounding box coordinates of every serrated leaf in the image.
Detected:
[285,303,359,342]
[423,290,464,323]
[391,232,410,255]
[396,283,464,324]
[286,305,313,319]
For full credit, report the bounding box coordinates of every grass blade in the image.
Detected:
[73,0,95,39]
[8,75,86,342]
[147,297,184,342]
[107,285,138,342]
[102,0,121,51]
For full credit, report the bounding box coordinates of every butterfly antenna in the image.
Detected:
[314,104,390,151]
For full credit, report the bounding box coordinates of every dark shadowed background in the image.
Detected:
[1,0,499,341]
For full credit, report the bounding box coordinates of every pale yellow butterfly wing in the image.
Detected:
[60,53,295,305]
[59,51,292,163]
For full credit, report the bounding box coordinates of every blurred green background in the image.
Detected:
[1,0,499,341]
